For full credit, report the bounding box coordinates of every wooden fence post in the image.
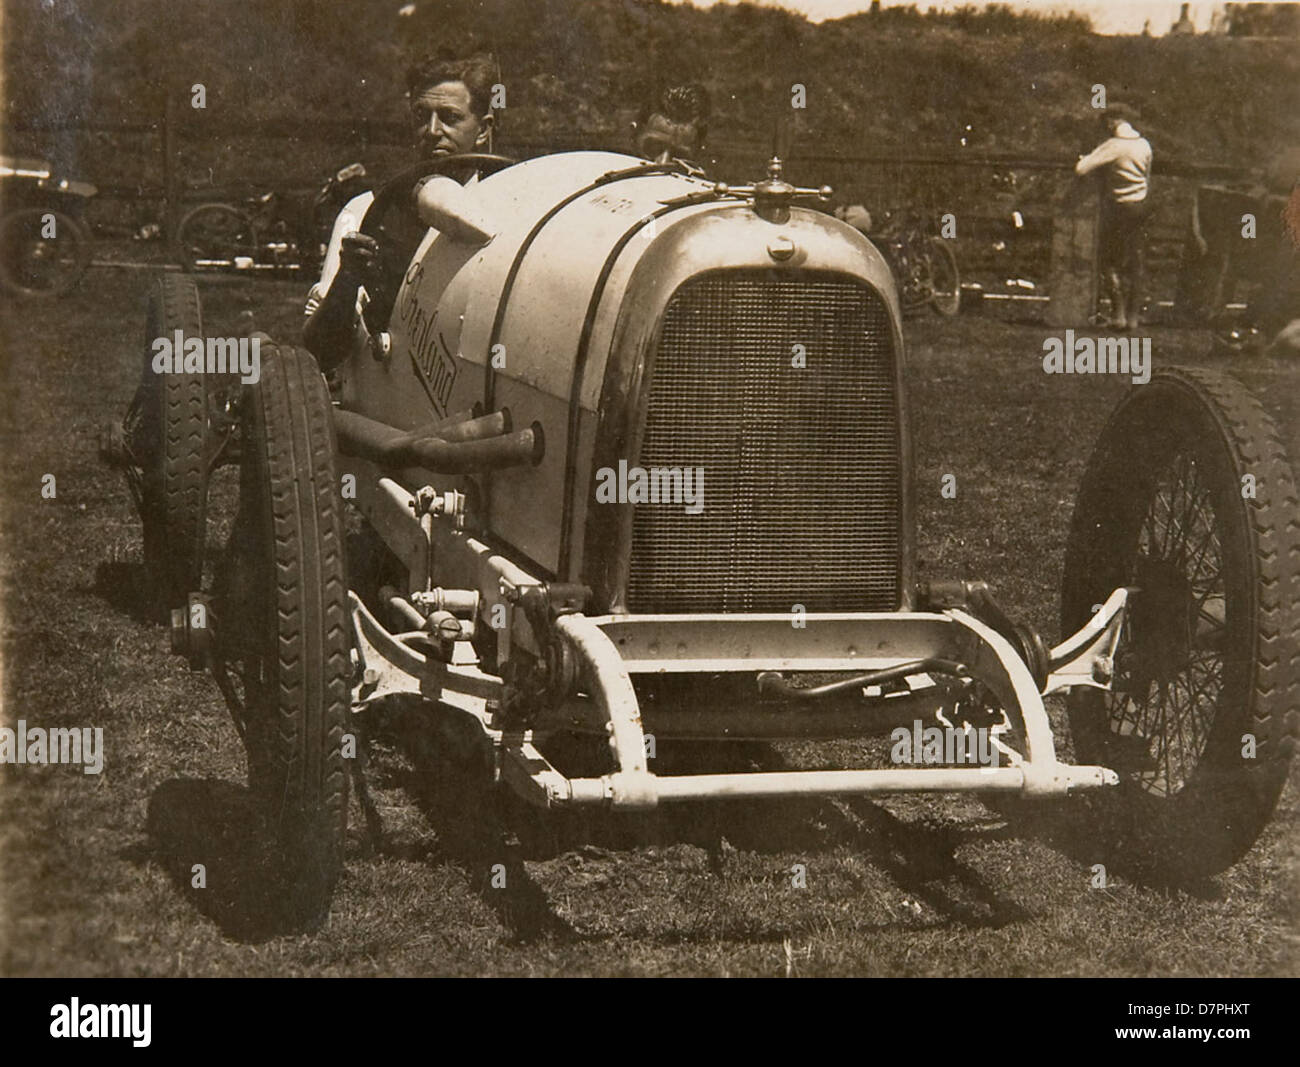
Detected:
[163,93,179,247]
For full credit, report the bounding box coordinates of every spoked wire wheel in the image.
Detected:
[214,343,350,919]
[177,202,254,271]
[0,207,92,298]
[888,241,929,314]
[1108,452,1225,799]
[924,235,961,317]
[1061,367,1299,880]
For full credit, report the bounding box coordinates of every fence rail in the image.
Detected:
[5,113,1256,304]
[4,115,1255,180]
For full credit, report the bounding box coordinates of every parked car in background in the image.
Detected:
[176,162,370,277]
[870,207,962,316]
[0,154,97,298]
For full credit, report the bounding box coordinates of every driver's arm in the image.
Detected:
[303,233,377,371]
[303,193,375,371]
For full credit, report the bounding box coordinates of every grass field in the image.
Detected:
[1,263,1297,977]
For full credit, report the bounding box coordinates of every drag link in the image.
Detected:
[756,658,969,701]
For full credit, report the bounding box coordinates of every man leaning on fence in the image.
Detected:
[1075,104,1153,331]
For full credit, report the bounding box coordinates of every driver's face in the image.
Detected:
[411,80,491,159]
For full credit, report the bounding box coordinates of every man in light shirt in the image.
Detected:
[303,51,497,371]
[1076,105,1153,330]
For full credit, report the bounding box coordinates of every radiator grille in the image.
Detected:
[626,271,901,613]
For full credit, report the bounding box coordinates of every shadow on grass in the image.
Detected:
[364,698,578,945]
[996,793,1244,899]
[135,778,334,941]
[832,797,1030,928]
[93,560,164,626]
[138,722,1229,948]
[722,745,1032,929]
[434,732,1033,934]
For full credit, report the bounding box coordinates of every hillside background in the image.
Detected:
[4,0,1297,183]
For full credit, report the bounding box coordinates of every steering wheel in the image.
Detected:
[353,153,514,332]
[359,153,516,239]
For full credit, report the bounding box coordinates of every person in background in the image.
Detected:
[834,203,873,237]
[303,51,497,371]
[1170,3,1196,35]
[631,82,711,172]
[1076,104,1153,330]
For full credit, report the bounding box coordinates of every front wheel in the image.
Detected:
[215,343,350,916]
[1061,367,1299,880]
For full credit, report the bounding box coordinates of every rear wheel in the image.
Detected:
[925,236,960,317]
[1061,367,1299,880]
[216,343,350,915]
[129,274,209,614]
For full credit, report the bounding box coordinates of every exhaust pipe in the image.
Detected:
[333,408,542,473]
[407,408,511,443]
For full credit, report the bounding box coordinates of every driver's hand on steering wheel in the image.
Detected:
[338,231,380,281]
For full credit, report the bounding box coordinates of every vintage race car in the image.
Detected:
[120,148,1299,912]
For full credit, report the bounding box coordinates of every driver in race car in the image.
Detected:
[303,51,497,372]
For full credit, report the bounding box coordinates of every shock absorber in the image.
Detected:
[917,579,1051,691]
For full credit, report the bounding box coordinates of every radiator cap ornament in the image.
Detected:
[747,156,832,223]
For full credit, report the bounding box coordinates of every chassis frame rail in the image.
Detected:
[347,585,1126,811]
